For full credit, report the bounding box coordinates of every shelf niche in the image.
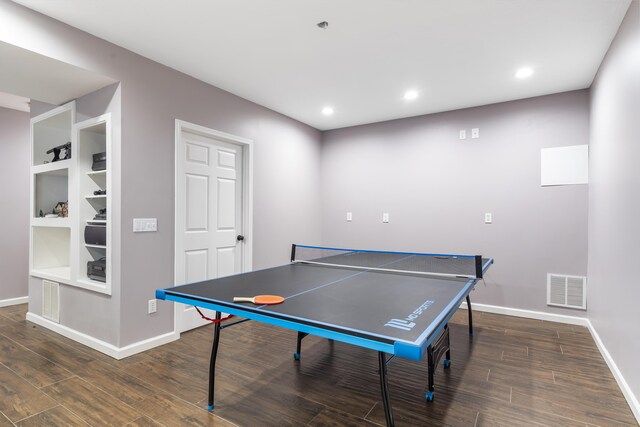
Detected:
[76,114,111,293]
[31,226,71,283]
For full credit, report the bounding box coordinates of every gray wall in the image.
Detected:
[2,0,322,347]
[0,107,29,302]
[321,90,590,315]
[588,0,640,405]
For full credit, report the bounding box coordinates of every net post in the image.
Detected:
[290,244,297,262]
[475,255,483,279]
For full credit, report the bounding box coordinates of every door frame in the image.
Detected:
[173,119,253,334]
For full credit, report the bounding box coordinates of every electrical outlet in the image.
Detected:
[459,130,466,140]
[382,213,390,223]
[148,299,157,314]
[346,212,353,222]
[484,213,492,224]
[472,128,480,139]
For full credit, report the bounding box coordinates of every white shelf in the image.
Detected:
[31,217,70,227]
[32,160,72,175]
[85,244,106,249]
[87,170,106,176]
[76,278,109,294]
[85,194,106,199]
[86,219,106,224]
[31,266,71,283]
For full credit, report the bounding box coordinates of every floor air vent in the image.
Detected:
[547,274,586,310]
[42,280,60,323]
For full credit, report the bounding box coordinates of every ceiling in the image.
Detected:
[12,0,632,130]
[0,41,116,110]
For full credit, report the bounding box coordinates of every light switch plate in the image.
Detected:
[133,218,157,232]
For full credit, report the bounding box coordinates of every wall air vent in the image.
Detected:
[547,274,586,310]
[42,280,60,323]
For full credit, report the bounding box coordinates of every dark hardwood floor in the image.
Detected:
[0,304,636,426]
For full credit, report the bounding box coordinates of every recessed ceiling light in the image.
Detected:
[322,106,334,116]
[404,90,419,101]
[515,67,534,79]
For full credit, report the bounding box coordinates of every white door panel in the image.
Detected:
[186,174,208,231]
[185,250,208,284]
[176,127,245,333]
[216,247,236,278]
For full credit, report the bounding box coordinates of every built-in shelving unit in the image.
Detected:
[29,102,112,295]
[75,114,111,293]
[30,102,75,284]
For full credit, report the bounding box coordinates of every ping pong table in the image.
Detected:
[156,244,493,426]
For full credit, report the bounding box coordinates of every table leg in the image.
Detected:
[378,351,395,427]
[466,295,474,336]
[294,331,308,360]
[208,311,222,410]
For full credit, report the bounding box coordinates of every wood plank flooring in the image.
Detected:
[0,304,636,426]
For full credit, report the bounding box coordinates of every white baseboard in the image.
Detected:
[587,319,640,423]
[0,296,28,308]
[460,301,590,326]
[25,312,179,360]
[462,301,639,424]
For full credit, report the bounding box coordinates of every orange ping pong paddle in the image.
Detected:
[233,295,285,305]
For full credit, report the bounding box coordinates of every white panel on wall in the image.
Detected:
[541,145,588,186]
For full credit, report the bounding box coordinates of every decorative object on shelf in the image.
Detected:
[93,189,106,195]
[87,257,106,282]
[39,210,44,218]
[92,152,106,171]
[93,208,106,221]
[46,141,71,163]
[84,224,106,246]
[54,201,69,218]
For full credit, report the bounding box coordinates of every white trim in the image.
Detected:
[460,301,590,326]
[587,320,640,424]
[0,296,28,308]
[26,312,179,360]
[462,302,639,423]
[173,119,254,333]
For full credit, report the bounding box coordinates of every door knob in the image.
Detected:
[237,235,245,242]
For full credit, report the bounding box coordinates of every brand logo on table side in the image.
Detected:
[384,300,434,331]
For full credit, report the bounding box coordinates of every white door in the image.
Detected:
[175,123,248,333]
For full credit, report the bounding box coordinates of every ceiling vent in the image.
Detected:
[547,274,586,310]
[42,280,60,323]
